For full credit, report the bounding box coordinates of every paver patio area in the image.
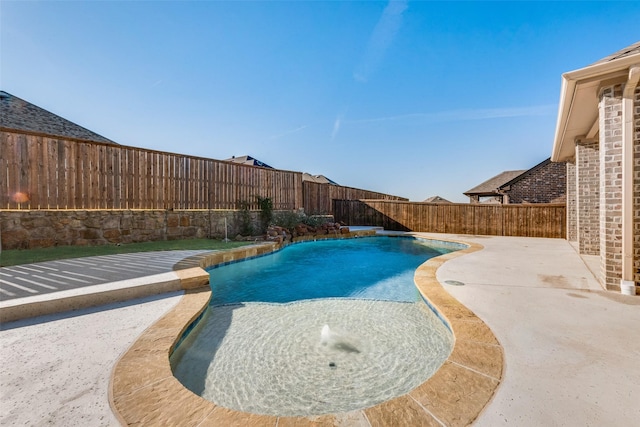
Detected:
[1,233,638,426]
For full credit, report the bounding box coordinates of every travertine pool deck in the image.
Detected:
[2,233,638,426]
[109,234,498,426]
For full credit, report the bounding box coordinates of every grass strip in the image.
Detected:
[0,239,251,267]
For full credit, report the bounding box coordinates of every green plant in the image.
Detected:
[273,210,304,231]
[302,213,331,227]
[256,196,273,233]
[236,200,254,236]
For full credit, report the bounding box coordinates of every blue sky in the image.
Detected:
[2,1,639,203]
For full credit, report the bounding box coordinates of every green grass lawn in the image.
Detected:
[0,239,252,267]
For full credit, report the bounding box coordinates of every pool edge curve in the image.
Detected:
[109,233,504,426]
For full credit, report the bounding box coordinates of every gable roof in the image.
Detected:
[464,170,526,196]
[497,158,559,190]
[423,195,451,203]
[224,155,273,168]
[302,173,338,185]
[0,91,117,144]
[552,41,640,162]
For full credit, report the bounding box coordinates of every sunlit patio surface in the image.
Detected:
[1,233,638,426]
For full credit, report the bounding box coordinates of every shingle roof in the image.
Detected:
[464,170,526,196]
[590,41,640,66]
[423,196,451,203]
[0,91,117,144]
[302,173,338,185]
[224,155,274,168]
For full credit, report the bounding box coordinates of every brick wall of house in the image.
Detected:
[504,161,567,204]
[566,161,577,241]
[599,84,624,290]
[633,86,640,286]
[575,140,600,256]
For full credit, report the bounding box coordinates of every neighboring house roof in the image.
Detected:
[552,41,640,162]
[302,173,338,185]
[0,91,117,144]
[497,158,555,191]
[224,155,273,168]
[464,170,526,197]
[423,196,452,203]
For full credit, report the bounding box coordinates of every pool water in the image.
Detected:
[207,236,452,304]
[170,236,460,416]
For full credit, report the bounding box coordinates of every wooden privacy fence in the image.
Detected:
[0,132,304,210]
[302,181,407,214]
[0,131,405,213]
[334,200,566,238]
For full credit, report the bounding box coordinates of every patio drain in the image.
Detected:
[444,280,465,286]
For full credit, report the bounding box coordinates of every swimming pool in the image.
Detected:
[170,236,463,416]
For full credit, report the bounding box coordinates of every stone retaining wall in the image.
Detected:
[0,209,261,250]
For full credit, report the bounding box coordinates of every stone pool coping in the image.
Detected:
[109,233,503,426]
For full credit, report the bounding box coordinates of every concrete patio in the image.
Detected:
[1,233,638,426]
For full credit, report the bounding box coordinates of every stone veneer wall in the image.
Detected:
[0,209,262,250]
[504,161,567,204]
[566,161,577,242]
[599,84,624,290]
[575,140,600,256]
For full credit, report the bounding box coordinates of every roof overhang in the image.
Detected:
[552,54,640,162]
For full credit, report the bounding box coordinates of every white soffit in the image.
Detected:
[552,53,640,162]
[564,80,599,143]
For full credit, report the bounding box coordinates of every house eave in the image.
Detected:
[551,54,640,162]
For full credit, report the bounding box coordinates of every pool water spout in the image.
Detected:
[320,324,360,353]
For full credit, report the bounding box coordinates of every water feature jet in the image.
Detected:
[320,324,360,353]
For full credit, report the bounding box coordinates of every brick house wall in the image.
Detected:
[551,43,639,292]
[566,161,577,241]
[599,84,624,290]
[634,86,640,286]
[503,161,567,204]
[575,140,600,255]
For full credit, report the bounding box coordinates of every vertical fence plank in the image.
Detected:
[26,135,41,209]
[0,133,10,208]
[162,153,169,209]
[54,140,66,209]
[79,141,88,209]
[124,148,132,209]
[3,133,19,208]
[36,136,49,209]
[104,145,113,209]
[152,151,159,209]
[112,145,121,208]
[15,134,30,209]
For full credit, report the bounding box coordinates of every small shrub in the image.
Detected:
[273,211,304,231]
[236,200,253,236]
[257,196,273,233]
[302,214,330,228]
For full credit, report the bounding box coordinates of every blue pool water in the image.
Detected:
[171,236,462,416]
[208,236,453,305]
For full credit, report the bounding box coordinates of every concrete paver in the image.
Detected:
[0,250,213,301]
